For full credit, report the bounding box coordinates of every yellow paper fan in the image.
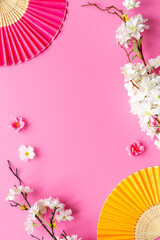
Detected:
[98,167,160,240]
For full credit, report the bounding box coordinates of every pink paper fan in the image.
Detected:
[0,0,67,66]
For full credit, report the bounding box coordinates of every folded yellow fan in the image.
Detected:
[98,167,160,240]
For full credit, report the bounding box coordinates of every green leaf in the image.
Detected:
[133,44,138,53]
[132,55,137,61]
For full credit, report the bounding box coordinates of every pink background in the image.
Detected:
[1,0,160,239]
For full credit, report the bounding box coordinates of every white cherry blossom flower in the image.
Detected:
[43,196,52,207]
[121,63,135,81]
[24,215,36,235]
[149,56,160,69]
[116,14,149,47]
[121,63,147,82]
[139,119,156,139]
[66,235,82,240]
[154,139,160,150]
[122,63,160,147]
[116,22,131,47]
[19,145,35,161]
[36,199,46,215]
[23,186,34,194]
[123,0,140,10]
[124,81,138,97]
[43,197,64,211]
[28,202,39,216]
[6,186,33,201]
[5,186,23,201]
[152,75,160,85]
[49,198,65,211]
[55,209,74,222]
[150,88,160,105]
[126,14,149,40]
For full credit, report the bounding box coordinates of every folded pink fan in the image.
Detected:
[155,238,160,240]
[0,0,67,66]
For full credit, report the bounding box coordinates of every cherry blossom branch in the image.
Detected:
[82,3,147,68]
[82,2,124,20]
[35,215,55,239]
[61,231,68,240]
[130,80,139,89]
[135,37,147,66]
[31,234,44,240]
[7,160,55,239]
[117,42,139,89]
[49,209,57,239]
[9,200,22,207]
[21,188,56,239]
[7,160,22,185]
[7,161,77,240]
[118,42,133,62]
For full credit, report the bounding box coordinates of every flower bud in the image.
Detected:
[156,128,160,134]
[21,205,27,210]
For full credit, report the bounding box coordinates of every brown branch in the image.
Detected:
[61,231,68,240]
[7,161,55,239]
[130,80,139,89]
[118,42,132,62]
[134,37,147,66]
[9,200,21,207]
[31,234,44,240]
[49,209,56,238]
[34,215,55,239]
[82,2,124,20]
[7,160,22,185]
[82,2,148,73]
[21,192,54,239]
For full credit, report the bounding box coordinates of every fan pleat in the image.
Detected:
[0,29,6,65]
[17,18,47,51]
[98,167,160,240]
[142,169,156,205]
[5,27,20,64]
[133,171,154,206]
[27,7,65,26]
[0,0,67,65]
[12,22,34,59]
[10,24,28,63]
[3,27,15,65]
[20,17,51,46]
[23,11,60,36]
[21,16,52,43]
[126,176,150,209]
[14,21,38,56]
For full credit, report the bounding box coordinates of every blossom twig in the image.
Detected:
[61,231,68,240]
[82,2,124,20]
[7,160,22,185]
[7,161,79,240]
[82,3,148,67]
[35,215,55,239]
[118,42,132,62]
[7,160,55,239]
[31,234,44,240]
[9,200,21,207]
[134,37,147,66]
[49,209,57,239]
[130,80,139,89]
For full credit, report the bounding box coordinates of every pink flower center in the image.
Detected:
[133,145,138,152]
[14,122,20,128]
